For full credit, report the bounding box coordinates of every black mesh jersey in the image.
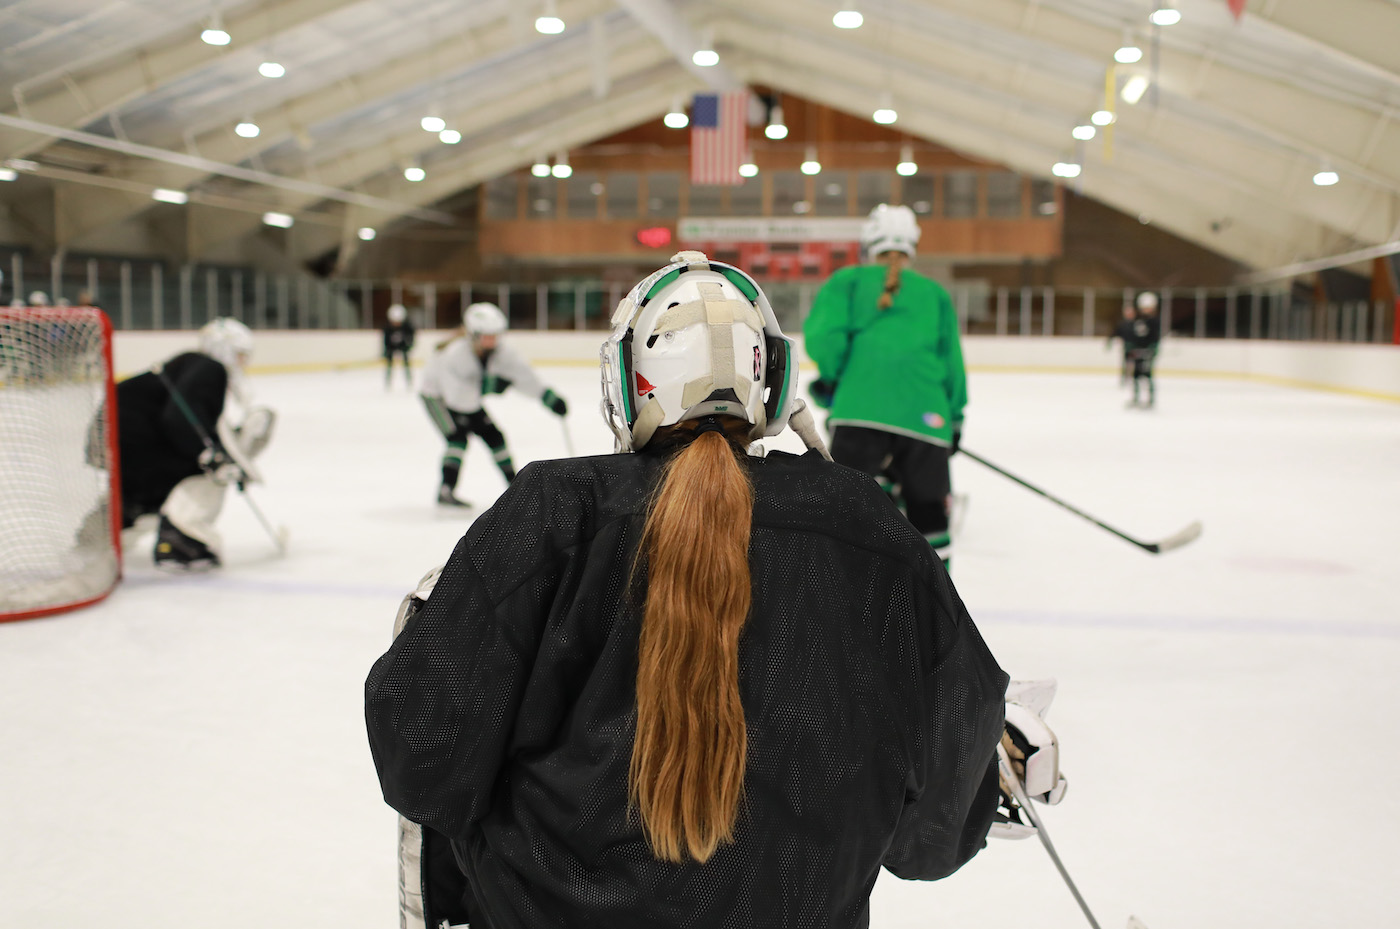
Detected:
[366,448,1008,929]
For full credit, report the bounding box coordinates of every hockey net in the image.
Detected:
[0,306,122,621]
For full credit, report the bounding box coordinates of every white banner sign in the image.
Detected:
[678,216,866,243]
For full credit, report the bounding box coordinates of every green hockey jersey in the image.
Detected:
[804,264,967,446]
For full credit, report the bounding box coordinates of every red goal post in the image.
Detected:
[0,305,123,621]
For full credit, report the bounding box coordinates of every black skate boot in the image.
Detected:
[437,485,471,509]
[154,516,220,570]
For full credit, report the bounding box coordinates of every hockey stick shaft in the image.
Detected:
[998,745,1104,929]
[960,448,1198,554]
[560,417,576,457]
[152,365,286,554]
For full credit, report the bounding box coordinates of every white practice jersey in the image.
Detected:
[419,338,546,413]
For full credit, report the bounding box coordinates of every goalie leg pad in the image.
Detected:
[161,474,229,552]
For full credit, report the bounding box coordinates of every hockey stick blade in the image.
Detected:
[998,744,1104,929]
[1143,520,1203,554]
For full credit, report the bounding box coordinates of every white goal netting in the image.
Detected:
[0,307,121,620]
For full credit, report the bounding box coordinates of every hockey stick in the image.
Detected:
[559,416,576,457]
[152,365,288,555]
[959,448,1201,555]
[998,743,1104,929]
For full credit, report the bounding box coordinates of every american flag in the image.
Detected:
[690,91,748,186]
[1227,0,1246,19]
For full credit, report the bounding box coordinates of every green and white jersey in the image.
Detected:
[804,264,967,446]
[419,339,546,413]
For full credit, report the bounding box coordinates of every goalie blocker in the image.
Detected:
[991,679,1068,840]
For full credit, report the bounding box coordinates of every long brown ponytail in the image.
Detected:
[877,251,909,310]
[630,421,753,863]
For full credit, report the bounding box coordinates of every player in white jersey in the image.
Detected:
[418,302,568,507]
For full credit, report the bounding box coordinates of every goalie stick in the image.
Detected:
[152,365,288,555]
[998,742,1105,929]
[960,448,1201,555]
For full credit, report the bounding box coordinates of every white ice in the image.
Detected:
[3,363,1399,929]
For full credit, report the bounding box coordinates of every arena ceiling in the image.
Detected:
[1,0,1397,275]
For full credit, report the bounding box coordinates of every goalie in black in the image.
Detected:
[106,318,275,569]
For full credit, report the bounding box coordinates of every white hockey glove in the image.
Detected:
[198,446,248,487]
[989,679,1068,841]
[393,565,445,639]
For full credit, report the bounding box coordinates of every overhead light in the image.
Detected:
[1115,33,1143,64]
[692,48,719,67]
[357,227,376,241]
[531,160,551,177]
[1149,5,1182,26]
[535,0,565,34]
[439,129,461,144]
[663,100,689,129]
[404,166,426,182]
[262,211,294,228]
[0,168,18,182]
[833,8,864,29]
[1052,162,1082,178]
[765,104,788,140]
[551,152,571,179]
[739,162,759,178]
[420,115,446,133]
[234,120,260,138]
[896,143,917,176]
[201,16,231,46]
[151,188,189,204]
[1313,169,1340,187]
[1121,75,1151,105]
[258,61,285,78]
[1091,109,1116,126]
[801,147,821,175]
[873,107,897,125]
[1072,124,1097,141]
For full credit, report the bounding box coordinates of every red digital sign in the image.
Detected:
[636,226,673,249]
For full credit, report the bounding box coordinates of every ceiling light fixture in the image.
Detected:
[357,227,376,241]
[801,146,821,175]
[531,159,551,177]
[1313,169,1340,187]
[0,168,18,182]
[535,0,565,34]
[421,115,446,133]
[765,104,788,140]
[1115,30,1144,64]
[439,129,461,144]
[1091,109,1116,126]
[551,151,572,178]
[201,15,231,46]
[739,162,759,178]
[896,143,917,176]
[234,120,260,138]
[258,61,285,78]
[1052,162,1082,178]
[692,47,719,67]
[1072,124,1097,141]
[833,7,864,29]
[151,188,189,204]
[873,92,897,125]
[404,165,426,182]
[1149,4,1181,26]
[664,96,689,129]
[1121,74,1151,105]
[262,211,294,228]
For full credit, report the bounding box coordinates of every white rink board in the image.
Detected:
[2,359,1399,929]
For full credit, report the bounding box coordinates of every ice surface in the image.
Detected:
[3,364,1398,929]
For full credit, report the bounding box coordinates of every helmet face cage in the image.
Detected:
[600,254,797,452]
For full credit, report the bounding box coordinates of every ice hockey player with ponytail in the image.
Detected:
[417,301,568,507]
[805,203,968,569]
[365,252,1079,929]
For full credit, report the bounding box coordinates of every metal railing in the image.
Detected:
[3,249,1393,346]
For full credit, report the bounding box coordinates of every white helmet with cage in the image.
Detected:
[464,302,507,336]
[861,204,921,258]
[600,250,800,453]
[387,304,407,324]
[198,317,254,371]
[1136,291,1159,312]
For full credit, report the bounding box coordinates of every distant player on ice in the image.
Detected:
[1107,301,1136,387]
[1125,292,1162,408]
[382,303,415,390]
[103,318,275,569]
[804,203,968,569]
[418,301,568,508]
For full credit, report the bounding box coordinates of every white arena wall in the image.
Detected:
[113,331,1400,403]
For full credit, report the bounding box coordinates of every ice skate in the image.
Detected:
[436,485,472,509]
[153,516,220,571]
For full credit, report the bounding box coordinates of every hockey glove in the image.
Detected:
[198,446,247,487]
[482,374,513,395]
[950,428,962,457]
[810,378,837,409]
[542,389,568,417]
[1002,684,1068,806]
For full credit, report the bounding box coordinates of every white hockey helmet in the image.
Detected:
[860,204,921,258]
[198,317,254,371]
[387,304,407,324]
[600,250,798,452]
[1136,291,1159,312]
[464,302,507,336]
[27,290,51,306]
